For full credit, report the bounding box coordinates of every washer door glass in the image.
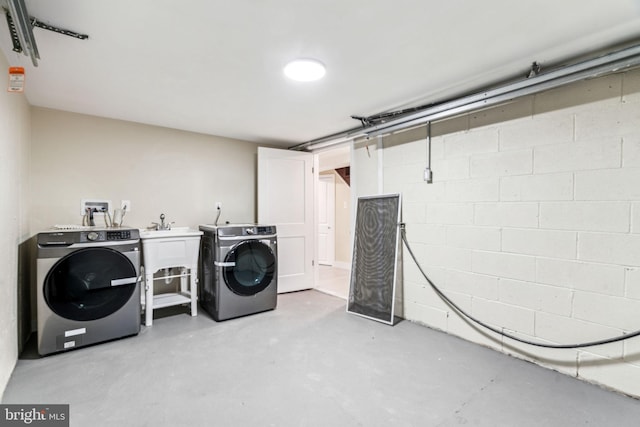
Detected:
[223,240,275,296]
[44,247,138,321]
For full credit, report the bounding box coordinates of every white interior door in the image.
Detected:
[258,147,315,293]
[318,174,335,266]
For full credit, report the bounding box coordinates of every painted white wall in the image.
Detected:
[318,146,349,170]
[359,68,640,397]
[30,108,258,233]
[0,53,31,398]
[334,171,351,266]
[353,139,380,198]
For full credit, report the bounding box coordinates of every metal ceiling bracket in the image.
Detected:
[32,18,89,40]
[351,115,372,127]
[527,61,542,78]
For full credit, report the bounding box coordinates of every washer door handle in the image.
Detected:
[215,261,236,267]
[110,277,138,287]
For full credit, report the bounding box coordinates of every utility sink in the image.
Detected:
[139,226,204,326]
[139,226,203,270]
[139,226,202,239]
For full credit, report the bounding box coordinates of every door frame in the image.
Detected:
[317,173,336,266]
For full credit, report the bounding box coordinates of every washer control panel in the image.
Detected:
[106,230,133,240]
[38,228,140,246]
[80,229,137,242]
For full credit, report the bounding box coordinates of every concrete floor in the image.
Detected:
[4,290,640,426]
[315,265,350,300]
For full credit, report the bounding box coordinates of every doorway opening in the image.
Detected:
[315,146,351,299]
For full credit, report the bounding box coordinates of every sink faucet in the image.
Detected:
[151,213,173,230]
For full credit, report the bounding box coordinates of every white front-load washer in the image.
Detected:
[36,228,142,355]
[198,224,277,321]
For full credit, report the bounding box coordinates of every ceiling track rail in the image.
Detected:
[4,0,39,66]
[4,9,20,52]
[290,43,640,152]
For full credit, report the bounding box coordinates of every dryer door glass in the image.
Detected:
[223,240,276,296]
[44,247,138,321]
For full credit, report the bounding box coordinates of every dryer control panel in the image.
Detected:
[255,226,276,234]
[215,224,276,237]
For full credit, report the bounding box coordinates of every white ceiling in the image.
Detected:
[2,1,640,148]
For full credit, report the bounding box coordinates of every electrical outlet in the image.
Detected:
[216,202,222,210]
[121,200,131,212]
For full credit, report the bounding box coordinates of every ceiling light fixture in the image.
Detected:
[284,59,326,82]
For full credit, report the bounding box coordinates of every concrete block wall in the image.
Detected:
[377,68,640,397]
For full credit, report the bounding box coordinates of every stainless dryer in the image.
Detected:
[36,228,141,355]
[198,224,277,321]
